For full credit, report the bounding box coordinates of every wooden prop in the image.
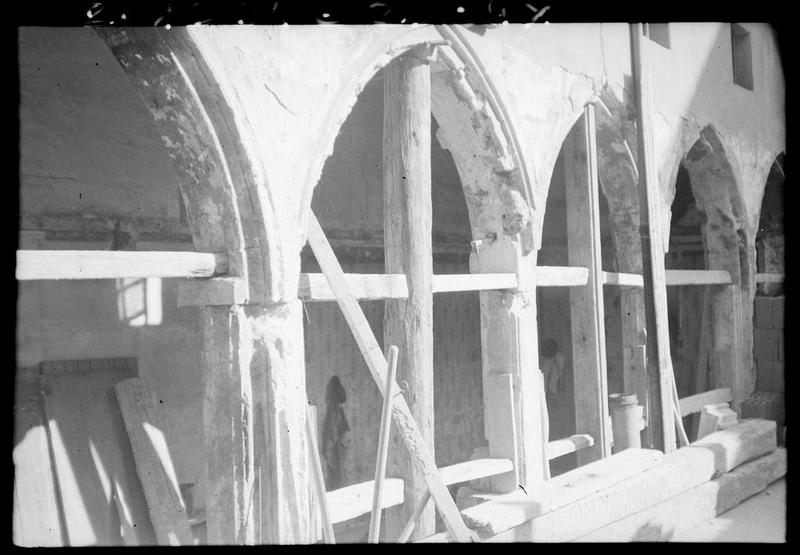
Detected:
[368,345,400,543]
[306,405,335,544]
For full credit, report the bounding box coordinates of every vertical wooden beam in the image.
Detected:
[565,105,612,463]
[471,236,548,490]
[630,23,677,452]
[382,50,434,541]
[610,213,652,447]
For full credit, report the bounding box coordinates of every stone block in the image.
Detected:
[688,418,777,478]
[753,328,778,362]
[479,420,777,542]
[575,448,787,542]
[772,296,784,329]
[742,392,785,429]
[754,296,773,329]
[757,361,780,393]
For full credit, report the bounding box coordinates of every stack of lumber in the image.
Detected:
[450,419,783,542]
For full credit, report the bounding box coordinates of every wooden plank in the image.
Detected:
[328,458,513,529]
[536,266,589,287]
[13,366,64,546]
[665,269,732,286]
[382,50,436,542]
[305,214,474,543]
[602,271,644,287]
[114,378,194,546]
[602,270,733,288]
[461,448,664,535]
[565,104,611,463]
[679,388,733,417]
[432,273,517,293]
[630,23,677,452]
[545,434,595,460]
[298,267,586,303]
[40,359,154,546]
[327,479,405,524]
[368,346,399,543]
[16,250,226,280]
[299,273,408,301]
[306,405,335,544]
[439,458,514,485]
[755,273,785,283]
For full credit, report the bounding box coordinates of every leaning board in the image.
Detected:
[13,366,64,546]
[40,358,156,545]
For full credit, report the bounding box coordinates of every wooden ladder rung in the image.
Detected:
[327,478,405,524]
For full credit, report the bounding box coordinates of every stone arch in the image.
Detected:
[756,153,785,294]
[680,125,751,289]
[674,124,755,408]
[298,27,537,257]
[96,27,282,301]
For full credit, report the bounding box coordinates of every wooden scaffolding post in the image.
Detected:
[382,49,435,541]
[629,23,677,452]
[565,104,612,463]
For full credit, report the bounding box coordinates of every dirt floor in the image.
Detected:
[670,478,786,542]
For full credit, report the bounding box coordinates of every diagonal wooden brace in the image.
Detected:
[306,213,474,543]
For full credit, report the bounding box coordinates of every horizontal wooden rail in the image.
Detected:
[327,479,405,525]
[299,273,407,301]
[678,388,732,418]
[665,269,732,286]
[326,458,513,525]
[16,249,227,280]
[601,271,644,288]
[432,273,518,293]
[545,434,595,460]
[299,266,591,301]
[439,458,514,485]
[756,273,785,284]
[602,270,733,289]
[536,266,590,287]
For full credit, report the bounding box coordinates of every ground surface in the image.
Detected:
[670,478,786,542]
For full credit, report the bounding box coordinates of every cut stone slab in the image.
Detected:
[670,479,786,542]
[574,447,786,542]
[689,418,777,477]
[478,419,777,542]
[460,448,663,535]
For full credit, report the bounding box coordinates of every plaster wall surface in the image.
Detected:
[17,28,204,493]
[18,28,182,225]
